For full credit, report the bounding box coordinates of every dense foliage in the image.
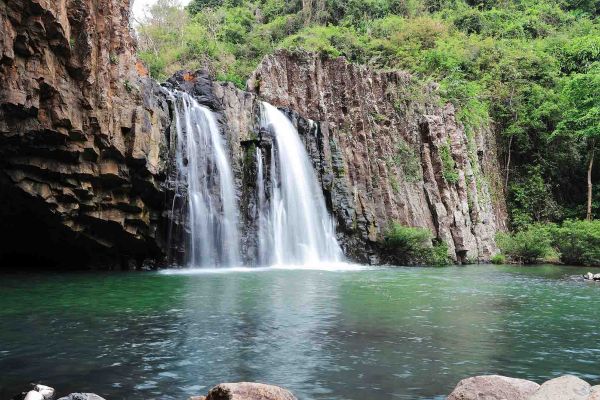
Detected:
[136,0,599,236]
[383,223,450,265]
[496,220,600,266]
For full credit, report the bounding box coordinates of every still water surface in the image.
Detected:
[1,264,599,399]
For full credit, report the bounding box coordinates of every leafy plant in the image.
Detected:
[383,222,450,265]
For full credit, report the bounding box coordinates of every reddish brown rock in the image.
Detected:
[0,0,171,268]
[205,382,297,400]
[447,375,540,400]
[249,50,507,263]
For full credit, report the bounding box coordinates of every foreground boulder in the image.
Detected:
[528,375,591,400]
[204,382,297,400]
[447,375,539,400]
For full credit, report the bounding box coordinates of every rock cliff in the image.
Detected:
[249,51,507,263]
[0,0,171,269]
[0,1,506,267]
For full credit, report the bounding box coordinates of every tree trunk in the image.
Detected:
[505,134,513,192]
[587,144,595,220]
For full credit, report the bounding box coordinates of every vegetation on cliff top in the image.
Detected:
[136,0,599,235]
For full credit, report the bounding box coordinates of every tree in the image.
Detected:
[187,0,224,14]
[554,63,600,220]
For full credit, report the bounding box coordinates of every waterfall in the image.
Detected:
[257,102,342,265]
[170,91,240,267]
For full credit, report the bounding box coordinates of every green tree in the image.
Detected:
[554,64,600,220]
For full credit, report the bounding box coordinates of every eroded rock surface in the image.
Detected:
[205,382,297,400]
[528,375,591,400]
[249,50,507,263]
[447,375,540,400]
[0,0,171,268]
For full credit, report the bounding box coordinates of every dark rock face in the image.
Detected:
[0,0,172,269]
[249,50,508,263]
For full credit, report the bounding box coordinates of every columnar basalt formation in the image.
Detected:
[0,0,507,267]
[249,51,507,263]
[0,0,171,268]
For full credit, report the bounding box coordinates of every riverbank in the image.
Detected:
[13,375,600,400]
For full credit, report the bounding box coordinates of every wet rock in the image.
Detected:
[205,382,297,400]
[447,375,539,400]
[56,394,106,400]
[34,385,54,400]
[528,375,591,400]
[594,274,600,281]
[584,272,594,280]
[249,50,507,263]
[23,391,44,400]
[0,0,171,269]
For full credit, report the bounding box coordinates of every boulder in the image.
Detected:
[34,385,55,400]
[584,272,594,280]
[528,375,590,400]
[594,274,600,281]
[588,386,600,400]
[205,382,297,400]
[447,375,539,400]
[23,391,44,400]
[56,394,106,400]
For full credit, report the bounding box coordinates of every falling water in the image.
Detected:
[258,102,342,265]
[170,91,240,267]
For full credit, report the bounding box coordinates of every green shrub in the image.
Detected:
[383,222,450,265]
[490,253,506,264]
[552,220,600,266]
[496,223,554,264]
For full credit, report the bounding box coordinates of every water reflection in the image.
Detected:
[0,265,599,400]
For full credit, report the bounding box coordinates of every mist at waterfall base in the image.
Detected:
[168,92,343,270]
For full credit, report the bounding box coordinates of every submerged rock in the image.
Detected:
[205,382,297,400]
[528,375,591,400]
[447,375,539,400]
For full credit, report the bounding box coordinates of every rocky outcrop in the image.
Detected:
[528,375,592,400]
[448,375,600,400]
[0,2,507,268]
[249,50,507,263]
[0,0,171,268]
[447,375,540,400]
[204,382,297,400]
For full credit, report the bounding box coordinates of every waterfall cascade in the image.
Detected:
[256,102,343,265]
[169,91,240,267]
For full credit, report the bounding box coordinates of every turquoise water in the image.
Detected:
[1,264,599,399]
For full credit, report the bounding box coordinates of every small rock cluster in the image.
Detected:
[584,272,600,281]
[15,385,104,400]
[448,375,600,400]
[14,382,295,400]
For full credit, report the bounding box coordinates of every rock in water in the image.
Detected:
[447,375,539,400]
[23,391,44,400]
[594,274,600,281]
[528,375,591,400]
[584,272,594,280]
[206,382,297,400]
[56,394,106,400]
[33,385,54,400]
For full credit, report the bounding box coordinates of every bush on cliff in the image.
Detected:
[383,223,450,265]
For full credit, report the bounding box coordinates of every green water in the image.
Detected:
[1,264,599,399]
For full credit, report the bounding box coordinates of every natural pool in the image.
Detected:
[1,264,599,400]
